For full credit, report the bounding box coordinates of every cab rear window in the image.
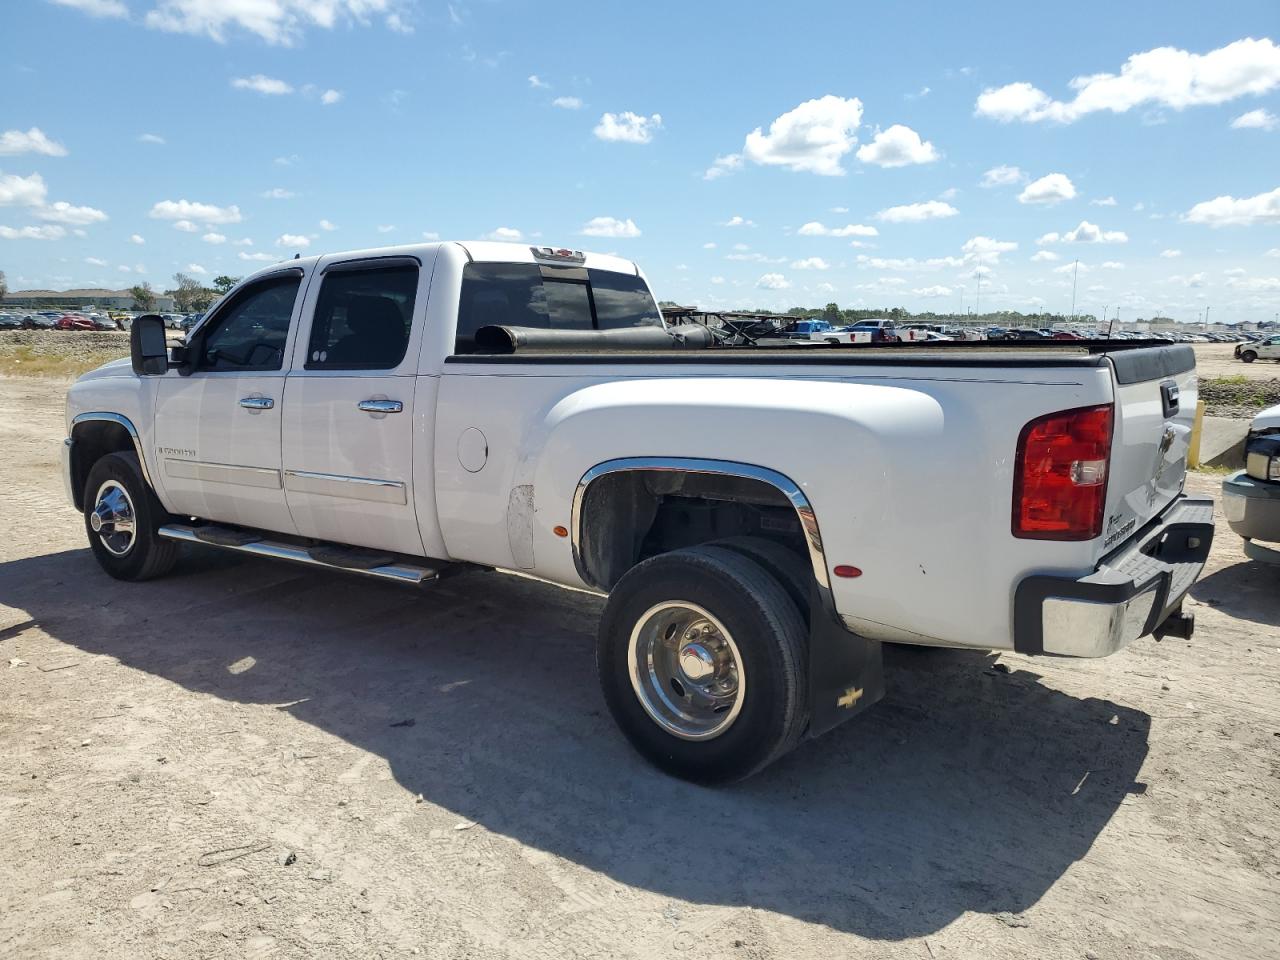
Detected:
[455,263,661,353]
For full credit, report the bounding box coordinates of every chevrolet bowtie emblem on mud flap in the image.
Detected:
[836,686,865,709]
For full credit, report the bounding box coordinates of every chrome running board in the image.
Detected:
[157,523,444,585]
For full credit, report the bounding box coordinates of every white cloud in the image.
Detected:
[528,75,549,89]
[710,276,726,285]
[34,200,107,224]
[0,127,68,157]
[981,164,1025,187]
[1160,248,1182,258]
[756,273,791,290]
[1018,172,1077,205]
[232,74,294,96]
[138,133,166,145]
[975,38,1280,123]
[0,224,65,240]
[856,254,964,271]
[1100,261,1126,270]
[276,233,310,247]
[855,124,940,167]
[172,220,198,232]
[726,252,786,263]
[485,226,523,241]
[594,111,662,144]
[1227,276,1280,292]
[117,265,133,273]
[320,89,342,105]
[129,233,145,244]
[1031,250,1060,262]
[422,231,439,240]
[1184,186,1280,226]
[876,200,958,223]
[581,216,641,238]
[703,153,743,180]
[1231,108,1277,130]
[185,263,208,274]
[962,236,1017,263]
[913,285,953,298]
[702,242,716,249]
[319,219,337,231]
[150,199,242,224]
[1090,196,1118,206]
[233,238,253,246]
[552,96,582,110]
[261,187,296,199]
[84,256,108,266]
[732,243,749,250]
[49,0,126,18]
[377,224,395,233]
[1041,220,1129,244]
[1169,272,1208,288]
[145,0,404,45]
[239,251,277,262]
[0,171,47,207]
[202,232,227,244]
[742,95,863,176]
[791,257,830,270]
[1053,262,1090,275]
[797,221,878,237]
[816,281,837,293]
[1266,248,1280,258]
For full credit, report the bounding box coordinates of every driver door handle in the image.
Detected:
[239,396,274,410]
[357,400,403,414]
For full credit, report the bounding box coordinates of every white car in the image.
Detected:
[61,240,1214,781]
[1223,403,1280,561]
[1235,336,1280,363]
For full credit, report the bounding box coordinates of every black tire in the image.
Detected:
[597,545,808,784]
[83,451,179,581]
[709,536,813,626]
[1241,350,1257,363]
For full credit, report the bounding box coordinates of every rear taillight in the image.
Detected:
[1013,404,1113,540]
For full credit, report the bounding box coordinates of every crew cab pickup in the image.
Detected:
[63,241,1213,782]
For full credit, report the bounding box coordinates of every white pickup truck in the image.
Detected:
[63,241,1214,782]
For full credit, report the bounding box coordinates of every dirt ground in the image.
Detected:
[1,374,1278,960]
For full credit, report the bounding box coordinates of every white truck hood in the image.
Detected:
[1251,403,1280,433]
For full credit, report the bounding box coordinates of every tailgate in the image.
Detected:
[1101,345,1197,554]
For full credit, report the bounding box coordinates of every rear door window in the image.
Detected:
[455,262,661,353]
[306,262,418,370]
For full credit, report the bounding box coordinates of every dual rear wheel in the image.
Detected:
[596,542,811,784]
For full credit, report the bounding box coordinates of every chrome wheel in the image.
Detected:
[89,479,136,557]
[627,601,746,740]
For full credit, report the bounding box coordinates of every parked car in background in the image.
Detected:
[1006,328,1049,340]
[88,314,116,331]
[161,314,185,329]
[0,313,23,330]
[1223,403,1280,562]
[55,314,96,331]
[1235,336,1280,363]
[1051,330,1084,340]
[180,313,204,333]
[22,314,58,330]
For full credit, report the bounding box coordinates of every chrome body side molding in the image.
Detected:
[284,470,408,505]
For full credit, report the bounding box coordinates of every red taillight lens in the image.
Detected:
[1013,404,1113,540]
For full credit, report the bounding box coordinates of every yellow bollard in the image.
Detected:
[1188,399,1205,469]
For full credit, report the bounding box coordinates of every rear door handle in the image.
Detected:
[357,400,403,414]
[239,396,274,410]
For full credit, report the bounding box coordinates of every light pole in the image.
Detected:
[1070,259,1079,323]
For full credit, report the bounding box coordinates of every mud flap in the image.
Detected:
[806,584,885,739]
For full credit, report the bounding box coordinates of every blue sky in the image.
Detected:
[2,0,1279,323]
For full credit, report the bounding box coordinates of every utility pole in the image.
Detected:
[975,268,982,320]
[1070,259,1079,323]
[1108,307,1118,338]
[1205,305,1211,330]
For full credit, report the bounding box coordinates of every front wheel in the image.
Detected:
[1241,350,1257,363]
[83,452,178,581]
[596,545,808,783]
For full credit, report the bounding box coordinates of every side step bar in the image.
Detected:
[157,523,446,585]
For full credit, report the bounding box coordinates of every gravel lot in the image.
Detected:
[2,373,1279,960]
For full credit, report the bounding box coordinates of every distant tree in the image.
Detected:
[130,282,156,312]
[172,272,204,312]
[212,275,240,296]
[821,302,840,322]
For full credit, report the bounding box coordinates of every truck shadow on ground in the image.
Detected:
[2,546,1151,940]
[1191,559,1280,628]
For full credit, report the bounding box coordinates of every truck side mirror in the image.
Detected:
[130,314,169,376]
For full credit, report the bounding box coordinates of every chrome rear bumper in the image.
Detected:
[1013,497,1214,657]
